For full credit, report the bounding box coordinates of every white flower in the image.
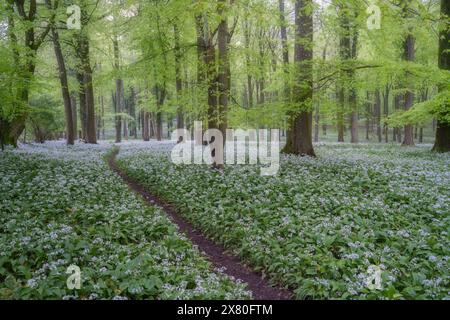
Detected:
[27,279,38,288]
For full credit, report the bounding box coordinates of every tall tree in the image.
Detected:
[113,34,123,143]
[282,0,315,156]
[432,0,450,152]
[174,22,185,131]
[76,71,87,140]
[196,13,218,131]
[74,1,97,144]
[243,14,254,108]
[336,1,359,143]
[216,0,230,140]
[0,0,52,147]
[375,89,382,142]
[401,0,415,146]
[46,0,75,145]
[383,84,391,143]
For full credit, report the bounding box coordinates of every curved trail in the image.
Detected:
[108,149,293,300]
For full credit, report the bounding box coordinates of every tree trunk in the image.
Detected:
[101,95,105,140]
[78,38,96,143]
[349,21,359,143]
[365,92,371,140]
[71,2,97,144]
[113,36,124,143]
[244,17,254,108]
[314,105,319,142]
[76,72,87,141]
[282,0,315,156]
[279,0,293,147]
[143,112,150,141]
[130,87,137,139]
[257,30,266,106]
[375,89,382,142]
[174,23,184,132]
[123,118,128,140]
[217,0,230,143]
[402,1,415,146]
[155,86,166,141]
[115,80,124,143]
[195,14,217,131]
[50,25,74,145]
[150,114,156,139]
[71,93,78,139]
[96,96,101,140]
[432,0,450,152]
[383,84,390,143]
[394,93,402,143]
[337,87,345,142]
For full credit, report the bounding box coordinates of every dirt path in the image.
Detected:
[108,149,293,300]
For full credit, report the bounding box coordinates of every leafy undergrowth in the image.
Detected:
[0,141,250,299]
[117,141,450,300]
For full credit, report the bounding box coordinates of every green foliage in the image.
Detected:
[0,143,250,299]
[388,86,450,126]
[118,142,450,300]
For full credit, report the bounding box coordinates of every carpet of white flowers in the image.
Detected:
[0,142,250,299]
[117,141,450,300]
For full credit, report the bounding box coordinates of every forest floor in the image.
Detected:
[0,140,448,300]
[116,140,450,300]
[108,149,293,300]
[0,141,250,299]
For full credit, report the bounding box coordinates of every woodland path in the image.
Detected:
[108,148,293,300]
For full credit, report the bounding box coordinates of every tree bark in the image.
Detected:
[76,72,87,141]
[402,1,415,146]
[279,0,293,146]
[70,94,78,139]
[154,86,165,141]
[432,0,450,152]
[282,0,315,156]
[143,112,150,141]
[366,92,371,140]
[113,36,123,143]
[74,15,96,144]
[314,105,319,142]
[383,84,390,143]
[375,89,382,142]
[50,24,74,145]
[197,15,218,131]
[243,17,254,108]
[337,87,345,142]
[217,0,230,142]
[174,23,184,132]
[349,17,359,143]
[394,93,402,143]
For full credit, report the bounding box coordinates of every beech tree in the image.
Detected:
[432,0,450,152]
[282,0,315,156]
[0,0,446,152]
[0,0,53,147]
